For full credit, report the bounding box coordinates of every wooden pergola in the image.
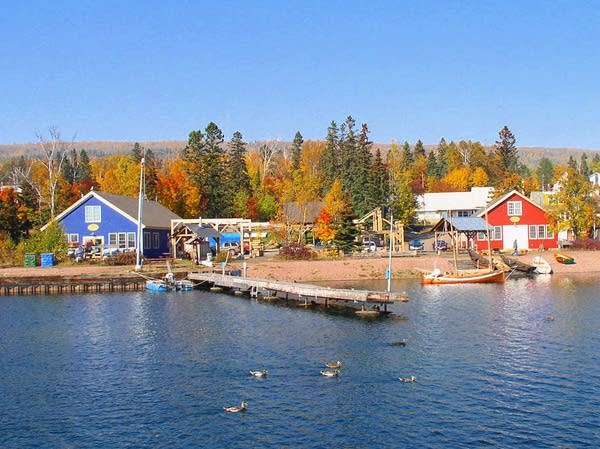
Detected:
[430,216,490,250]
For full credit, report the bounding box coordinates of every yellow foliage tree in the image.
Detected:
[91,155,139,196]
[470,166,489,187]
[155,158,201,218]
[443,167,471,191]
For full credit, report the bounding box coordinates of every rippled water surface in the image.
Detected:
[1,275,599,448]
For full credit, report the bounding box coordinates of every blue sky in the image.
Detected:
[1,0,599,148]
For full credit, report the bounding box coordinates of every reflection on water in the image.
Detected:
[1,275,599,448]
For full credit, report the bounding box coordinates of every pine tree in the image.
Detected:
[291,131,303,172]
[371,148,390,208]
[414,139,426,159]
[332,196,359,254]
[494,125,519,173]
[400,141,413,171]
[435,138,448,178]
[321,121,339,195]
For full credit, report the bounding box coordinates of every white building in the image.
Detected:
[416,187,494,224]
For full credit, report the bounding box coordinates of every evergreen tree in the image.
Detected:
[494,125,519,173]
[182,122,227,217]
[331,196,359,254]
[435,138,448,178]
[371,148,390,208]
[414,139,426,159]
[426,150,437,178]
[321,121,339,195]
[228,131,251,194]
[567,155,577,171]
[536,157,554,190]
[580,153,590,177]
[291,131,303,172]
[400,141,413,171]
[350,123,374,216]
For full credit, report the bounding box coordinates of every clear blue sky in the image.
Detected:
[1,0,599,148]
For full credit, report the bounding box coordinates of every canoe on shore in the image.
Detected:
[554,252,575,264]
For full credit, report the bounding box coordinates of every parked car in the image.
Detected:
[408,239,424,251]
[432,240,448,251]
[220,242,241,255]
[363,241,377,252]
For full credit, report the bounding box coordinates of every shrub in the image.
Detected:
[572,239,600,250]
[104,251,138,266]
[278,243,317,260]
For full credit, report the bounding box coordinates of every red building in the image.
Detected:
[476,190,558,251]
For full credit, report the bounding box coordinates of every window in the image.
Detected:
[152,232,160,249]
[67,233,79,243]
[84,205,101,223]
[128,232,136,248]
[507,201,522,216]
[530,225,553,240]
[118,232,127,249]
[457,210,471,217]
[143,231,151,249]
[492,226,502,240]
[108,233,118,246]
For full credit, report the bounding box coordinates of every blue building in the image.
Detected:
[46,191,181,259]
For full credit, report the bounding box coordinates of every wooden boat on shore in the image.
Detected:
[500,254,537,274]
[532,256,553,274]
[422,268,505,285]
[554,252,575,264]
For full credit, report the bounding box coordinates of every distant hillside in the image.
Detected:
[0,140,597,168]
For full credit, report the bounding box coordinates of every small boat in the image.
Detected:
[325,361,342,369]
[500,254,536,274]
[175,279,195,291]
[320,369,340,377]
[224,401,247,413]
[532,256,553,274]
[399,376,417,383]
[391,339,407,347]
[422,268,505,284]
[249,369,268,378]
[554,252,575,264]
[146,279,168,292]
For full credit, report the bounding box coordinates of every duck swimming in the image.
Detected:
[320,369,340,377]
[325,361,342,369]
[249,369,268,378]
[224,401,247,413]
[399,376,417,383]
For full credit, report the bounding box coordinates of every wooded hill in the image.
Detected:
[0,140,597,168]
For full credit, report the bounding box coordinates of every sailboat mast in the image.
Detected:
[387,213,393,294]
[135,156,145,270]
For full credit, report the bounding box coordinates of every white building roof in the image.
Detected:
[417,187,494,215]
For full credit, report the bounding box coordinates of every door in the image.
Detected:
[502,225,528,251]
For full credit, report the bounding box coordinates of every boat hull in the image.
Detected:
[422,269,505,285]
[146,280,168,292]
[532,256,553,274]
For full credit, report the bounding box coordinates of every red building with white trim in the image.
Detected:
[476,190,558,251]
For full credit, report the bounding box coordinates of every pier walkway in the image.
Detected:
[187,272,395,304]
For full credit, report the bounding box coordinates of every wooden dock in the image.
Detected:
[187,272,396,306]
[0,275,146,296]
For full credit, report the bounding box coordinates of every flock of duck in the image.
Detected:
[224,345,416,413]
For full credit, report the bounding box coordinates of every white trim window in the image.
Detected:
[128,232,136,248]
[85,205,101,223]
[507,201,522,216]
[152,232,160,249]
[529,225,554,239]
[492,226,502,240]
[108,233,118,247]
[143,231,151,249]
[67,233,79,244]
[118,232,127,249]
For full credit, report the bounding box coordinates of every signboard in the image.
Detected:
[87,223,99,231]
[509,216,520,223]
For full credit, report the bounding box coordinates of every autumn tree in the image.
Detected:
[155,158,200,218]
[547,168,597,238]
[0,188,30,242]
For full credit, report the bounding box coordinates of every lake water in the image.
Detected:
[1,275,599,448]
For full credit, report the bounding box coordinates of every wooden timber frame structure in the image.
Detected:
[170,218,270,259]
[430,216,490,252]
[355,207,405,251]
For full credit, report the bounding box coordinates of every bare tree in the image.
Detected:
[257,140,280,184]
[35,126,71,218]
